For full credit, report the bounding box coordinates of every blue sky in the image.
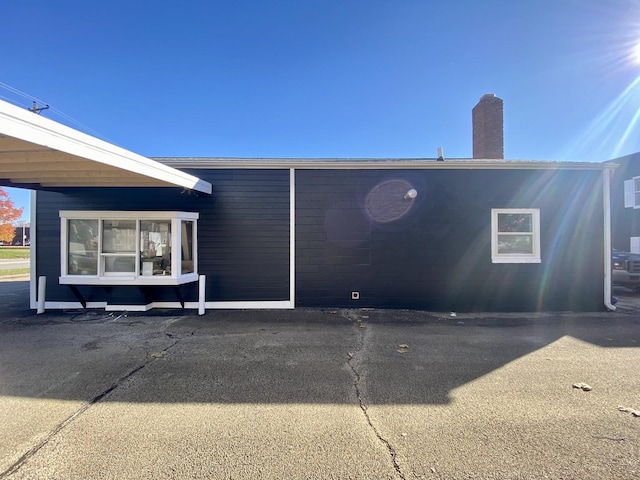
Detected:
[3,0,640,222]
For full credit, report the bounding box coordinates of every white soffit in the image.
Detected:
[0,99,211,193]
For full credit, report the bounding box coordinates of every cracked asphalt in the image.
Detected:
[1,280,640,479]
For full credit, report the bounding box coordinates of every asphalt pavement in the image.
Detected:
[0,280,639,479]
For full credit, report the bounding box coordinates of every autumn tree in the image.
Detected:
[0,188,23,243]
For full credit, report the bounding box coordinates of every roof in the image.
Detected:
[157,157,617,171]
[0,99,211,193]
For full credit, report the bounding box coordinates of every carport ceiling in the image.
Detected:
[0,99,211,193]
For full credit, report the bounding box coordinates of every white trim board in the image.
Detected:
[43,301,294,311]
[159,157,617,171]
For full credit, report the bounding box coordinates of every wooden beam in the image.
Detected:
[38,180,171,187]
[10,175,169,183]
[0,162,105,173]
[7,170,139,180]
[0,151,74,163]
[0,136,48,152]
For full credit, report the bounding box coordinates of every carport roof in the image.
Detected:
[0,99,211,193]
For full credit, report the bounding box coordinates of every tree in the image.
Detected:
[0,188,23,244]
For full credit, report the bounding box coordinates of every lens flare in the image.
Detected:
[632,41,640,66]
[364,179,416,223]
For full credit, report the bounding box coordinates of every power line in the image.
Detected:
[0,81,114,142]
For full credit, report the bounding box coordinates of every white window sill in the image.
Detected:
[492,257,541,264]
[59,273,199,286]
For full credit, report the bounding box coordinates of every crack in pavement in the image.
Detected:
[342,309,406,480]
[0,333,188,479]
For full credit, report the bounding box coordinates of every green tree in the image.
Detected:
[0,188,23,243]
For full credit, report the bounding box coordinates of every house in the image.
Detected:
[608,152,640,252]
[0,95,616,313]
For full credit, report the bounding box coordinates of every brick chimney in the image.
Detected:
[472,93,504,159]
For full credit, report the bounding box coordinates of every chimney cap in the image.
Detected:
[480,93,497,100]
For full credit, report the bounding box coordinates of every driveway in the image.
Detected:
[0,280,639,479]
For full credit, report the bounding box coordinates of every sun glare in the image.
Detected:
[632,40,640,65]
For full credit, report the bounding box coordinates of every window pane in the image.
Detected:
[68,219,98,275]
[104,256,136,273]
[497,234,533,254]
[181,220,194,274]
[635,177,640,193]
[102,220,136,253]
[497,213,532,233]
[140,220,171,276]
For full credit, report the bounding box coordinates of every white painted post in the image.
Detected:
[37,276,46,314]
[198,275,206,315]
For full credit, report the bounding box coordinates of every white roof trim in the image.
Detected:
[0,99,211,193]
[157,157,616,171]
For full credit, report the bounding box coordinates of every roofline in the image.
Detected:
[0,99,211,194]
[156,157,617,171]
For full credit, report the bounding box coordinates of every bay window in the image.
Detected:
[60,211,198,285]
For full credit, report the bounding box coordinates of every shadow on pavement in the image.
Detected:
[0,280,639,406]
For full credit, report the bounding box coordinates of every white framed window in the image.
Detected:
[491,209,541,264]
[624,177,640,208]
[60,211,198,285]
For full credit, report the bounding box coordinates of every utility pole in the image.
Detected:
[28,101,49,114]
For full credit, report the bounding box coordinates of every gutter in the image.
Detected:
[603,168,616,311]
[157,157,618,172]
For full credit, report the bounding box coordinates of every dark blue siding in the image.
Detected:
[35,166,606,312]
[295,169,605,311]
[35,169,290,305]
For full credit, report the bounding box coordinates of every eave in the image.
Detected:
[0,99,211,193]
[157,157,617,171]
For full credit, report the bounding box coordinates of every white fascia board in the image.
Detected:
[157,157,618,171]
[0,99,211,194]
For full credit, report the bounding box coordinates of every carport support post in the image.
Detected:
[198,275,206,315]
[36,276,46,314]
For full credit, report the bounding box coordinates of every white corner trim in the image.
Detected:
[29,190,37,309]
[290,168,295,307]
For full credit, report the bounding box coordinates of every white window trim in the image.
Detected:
[623,177,640,208]
[491,208,541,264]
[59,210,199,286]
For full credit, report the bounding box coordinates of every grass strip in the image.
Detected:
[0,268,30,277]
[0,247,30,259]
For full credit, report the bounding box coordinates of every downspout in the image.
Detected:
[603,168,616,311]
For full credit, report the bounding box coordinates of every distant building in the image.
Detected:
[11,223,30,245]
[608,152,640,252]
